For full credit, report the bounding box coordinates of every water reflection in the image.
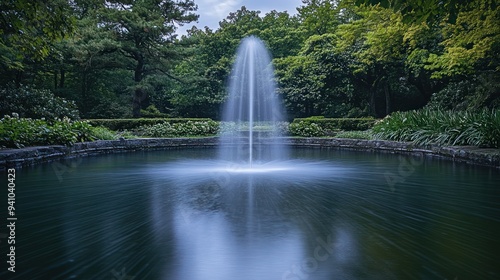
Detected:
[149,159,345,279]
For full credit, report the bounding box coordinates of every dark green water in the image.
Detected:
[1,148,499,280]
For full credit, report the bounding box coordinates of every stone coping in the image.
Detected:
[1,137,499,170]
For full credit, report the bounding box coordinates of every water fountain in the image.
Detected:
[166,36,339,178]
[219,36,287,165]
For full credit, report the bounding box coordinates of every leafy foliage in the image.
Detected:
[140,105,169,118]
[425,0,500,78]
[139,120,219,137]
[275,34,362,118]
[1,0,499,121]
[354,0,471,23]
[289,121,325,137]
[88,126,119,141]
[0,116,118,148]
[292,117,376,131]
[372,109,500,148]
[0,85,79,120]
[168,7,305,119]
[297,0,341,36]
[0,0,74,70]
[426,73,500,111]
[95,0,198,117]
[289,117,375,137]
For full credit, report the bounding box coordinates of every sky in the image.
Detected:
[177,0,304,35]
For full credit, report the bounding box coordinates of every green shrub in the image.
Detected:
[291,117,376,132]
[427,80,475,111]
[140,120,219,137]
[427,74,500,111]
[89,126,119,140]
[1,116,71,148]
[372,109,500,148]
[86,101,132,119]
[0,85,79,120]
[306,116,326,120]
[87,118,213,131]
[140,105,168,118]
[289,121,325,137]
[288,117,376,136]
[70,121,95,142]
[0,116,120,148]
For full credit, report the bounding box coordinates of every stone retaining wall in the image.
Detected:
[1,137,499,170]
[287,138,500,168]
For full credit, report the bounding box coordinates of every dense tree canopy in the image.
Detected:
[91,0,198,117]
[0,0,498,119]
[0,0,74,70]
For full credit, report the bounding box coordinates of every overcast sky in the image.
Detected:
[177,0,304,35]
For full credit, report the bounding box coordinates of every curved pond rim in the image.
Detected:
[1,137,499,171]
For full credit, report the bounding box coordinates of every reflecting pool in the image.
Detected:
[1,147,499,280]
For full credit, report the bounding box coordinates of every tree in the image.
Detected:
[260,11,305,58]
[40,12,133,118]
[426,0,500,78]
[335,5,405,116]
[354,0,471,23]
[335,2,441,116]
[297,0,341,36]
[0,0,74,80]
[96,0,198,117]
[275,34,360,118]
[169,7,307,118]
[355,0,500,110]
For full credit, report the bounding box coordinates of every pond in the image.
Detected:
[1,147,499,280]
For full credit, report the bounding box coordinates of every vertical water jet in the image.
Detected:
[219,36,287,166]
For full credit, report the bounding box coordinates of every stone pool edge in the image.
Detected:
[1,137,499,170]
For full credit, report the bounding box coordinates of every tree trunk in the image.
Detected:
[15,70,23,88]
[384,82,391,116]
[306,102,313,117]
[370,90,376,117]
[81,71,88,114]
[132,54,145,118]
[59,69,65,88]
[133,88,143,118]
[370,76,381,117]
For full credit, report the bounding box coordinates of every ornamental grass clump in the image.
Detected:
[372,109,500,148]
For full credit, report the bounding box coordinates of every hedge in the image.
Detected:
[291,117,376,132]
[87,118,213,131]
[140,120,219,137]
